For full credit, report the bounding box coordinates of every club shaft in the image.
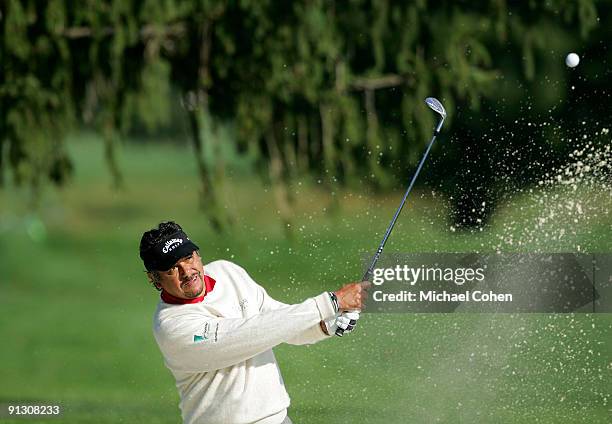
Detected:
[336,113,444,337]
[362,120,443,281]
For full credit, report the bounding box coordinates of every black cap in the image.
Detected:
[140,230,200,271]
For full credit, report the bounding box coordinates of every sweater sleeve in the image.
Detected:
[257,285,333,345]
[223,260,333,345]
[154,292,335,373]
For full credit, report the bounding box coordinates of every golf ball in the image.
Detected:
[565,53,580,68]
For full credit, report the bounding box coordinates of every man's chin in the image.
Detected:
[185,287,204,298]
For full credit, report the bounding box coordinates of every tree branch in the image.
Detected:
[350,74,404,91]
[61,23,186,40]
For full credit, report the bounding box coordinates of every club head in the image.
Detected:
[425,97,446,118]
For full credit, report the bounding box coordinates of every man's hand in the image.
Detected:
[334,281,371,311]
[319,281,369,336]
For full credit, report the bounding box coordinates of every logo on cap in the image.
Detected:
[162,238,183,253]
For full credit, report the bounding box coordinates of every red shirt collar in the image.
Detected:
[160,274,216,305]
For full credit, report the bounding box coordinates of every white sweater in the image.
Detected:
[153,260,335,424]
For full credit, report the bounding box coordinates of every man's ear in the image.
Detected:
[147,272,162,291]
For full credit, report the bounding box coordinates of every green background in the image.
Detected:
[2,1,612,423]
[1,134,610,423]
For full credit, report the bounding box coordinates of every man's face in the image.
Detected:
[149,251,205,299]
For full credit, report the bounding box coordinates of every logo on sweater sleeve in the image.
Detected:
[193,322,219,343]
[193,334,207,343]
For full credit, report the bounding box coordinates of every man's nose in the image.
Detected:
[177,262,191,278]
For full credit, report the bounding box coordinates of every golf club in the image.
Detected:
[336,97,447,336]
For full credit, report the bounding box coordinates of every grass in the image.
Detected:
[0,133,610,423]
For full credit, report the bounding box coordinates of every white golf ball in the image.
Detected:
[565,53,580,68]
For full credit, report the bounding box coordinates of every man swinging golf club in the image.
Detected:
[140,221,368,424]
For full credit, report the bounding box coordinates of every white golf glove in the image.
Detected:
[324,311,360,336]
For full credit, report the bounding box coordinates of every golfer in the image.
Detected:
[139,221,368,424]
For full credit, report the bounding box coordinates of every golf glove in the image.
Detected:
[325,311,360,336]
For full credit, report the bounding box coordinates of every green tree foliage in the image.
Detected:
[0,0,607,230]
